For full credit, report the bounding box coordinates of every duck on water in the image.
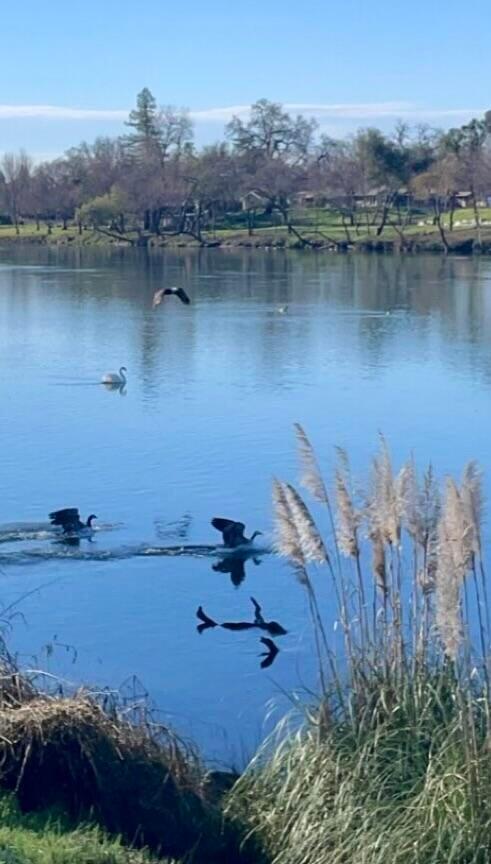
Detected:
[49,508,97,537]
[0,508,98,544]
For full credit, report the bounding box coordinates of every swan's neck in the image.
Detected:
[119,368,127,383]
[250,531,261,542]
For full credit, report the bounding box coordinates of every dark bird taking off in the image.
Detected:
[49,508,97,535]
[211,518,262,549]
[152,286,191,307]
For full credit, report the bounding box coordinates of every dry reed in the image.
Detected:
[435,478,470,659]
[334,448,360,558]
[227,429,491,864]
[294,423,329,505]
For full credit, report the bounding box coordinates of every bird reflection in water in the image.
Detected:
[212,551,262,587]
[196,597,286,669]
[259,637,279,669]
[102,381,127,396]
[54,535,84,548]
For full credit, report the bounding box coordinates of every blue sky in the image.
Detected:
[1,0,490,159]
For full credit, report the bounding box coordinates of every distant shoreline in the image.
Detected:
[1,226,491,255]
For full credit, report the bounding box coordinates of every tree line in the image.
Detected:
[1,88,491,247]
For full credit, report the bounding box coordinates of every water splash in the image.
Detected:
[0,542,272,568]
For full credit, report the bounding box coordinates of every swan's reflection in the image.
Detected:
[102,382,127,396]
[212,551,262,587]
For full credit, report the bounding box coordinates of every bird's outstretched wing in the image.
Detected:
[212,517,238,533]
[49,508,80,529]
[153,286,191,307]
[152,289,165,308]
[211,518,246,548]
[168,287,191,305]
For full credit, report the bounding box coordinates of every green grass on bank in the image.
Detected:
[0,794,160,864]
[2,206,491,248]
[0,224,77,239]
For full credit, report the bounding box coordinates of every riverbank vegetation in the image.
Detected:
[227,430,491,863]
[1,91,491,252]
[0,647,253,863]
[1,432,491,862]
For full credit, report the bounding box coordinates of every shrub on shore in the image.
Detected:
[0,655,254,863]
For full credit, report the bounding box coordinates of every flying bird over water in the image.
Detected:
[152,286,191,307]
[49,508,97,536]
[211,518,262,549]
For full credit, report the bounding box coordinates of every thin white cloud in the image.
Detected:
[0,101,484,125]
[0,105,127,120]
[190,102,485,123]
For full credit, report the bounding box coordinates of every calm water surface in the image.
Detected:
[1,247,491,763]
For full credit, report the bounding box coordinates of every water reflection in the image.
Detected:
[102,381,127,396]
[196,596,287,669]
[3,248,491,394]
[154,514,192,542]
[259,637,279,669]
[3,246,491,760]
[212,551,262,587]
[196,597,287,636]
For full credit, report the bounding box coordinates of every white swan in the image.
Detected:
[101,366,127,385]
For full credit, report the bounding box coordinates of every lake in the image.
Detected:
[1,246,491,765]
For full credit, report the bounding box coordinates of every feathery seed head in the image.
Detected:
[282,483,329,565]
[294,423,329,504]
[336,468,360,558]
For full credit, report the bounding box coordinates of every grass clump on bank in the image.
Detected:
[0,658,253,863]
[228,430,491,863]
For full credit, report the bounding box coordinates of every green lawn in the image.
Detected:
[0,224,78,239]
[441,206,491,226]
[2,206,491,247]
